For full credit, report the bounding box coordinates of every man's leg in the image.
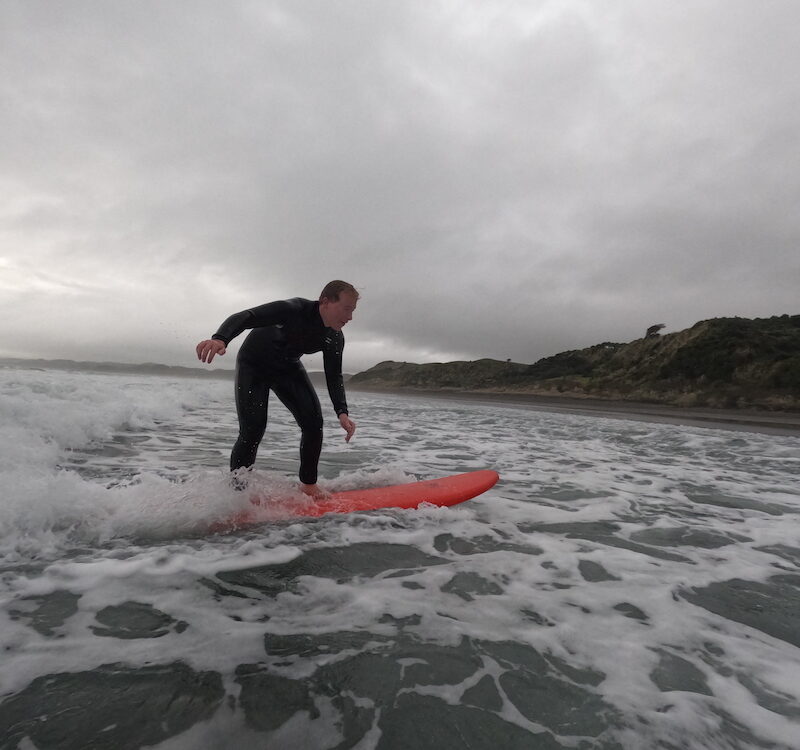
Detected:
[231,360,270,475]
[271,367,324,486]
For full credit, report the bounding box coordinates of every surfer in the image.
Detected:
[195,280,358,496]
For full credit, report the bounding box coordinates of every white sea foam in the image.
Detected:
[0,368,798,749]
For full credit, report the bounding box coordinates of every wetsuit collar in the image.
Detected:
[315,300,333,331]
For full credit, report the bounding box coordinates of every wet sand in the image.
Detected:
[350,387,800,437]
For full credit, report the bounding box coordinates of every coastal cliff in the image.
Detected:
[349,315,800,410]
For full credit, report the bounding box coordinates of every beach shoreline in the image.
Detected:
[350,386,800,436]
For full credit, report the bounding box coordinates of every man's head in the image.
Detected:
[319,280,359,331]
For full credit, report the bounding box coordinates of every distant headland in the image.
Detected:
[349,315,800,412]
[0,358,236,380]
[0,358,347,389]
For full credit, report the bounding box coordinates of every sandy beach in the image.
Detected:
[350,387,800,437]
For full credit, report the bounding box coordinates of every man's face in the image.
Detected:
[320,292,358,331]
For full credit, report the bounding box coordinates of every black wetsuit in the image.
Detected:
[211,298,348,484]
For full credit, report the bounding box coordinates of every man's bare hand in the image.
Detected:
[196,339,227,363]
[339,413,356,442]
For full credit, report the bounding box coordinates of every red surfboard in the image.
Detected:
[212,469,499,531]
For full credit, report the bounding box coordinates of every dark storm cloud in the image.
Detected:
[1,1,798,371]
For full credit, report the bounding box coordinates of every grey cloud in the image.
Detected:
[1,1,798,372]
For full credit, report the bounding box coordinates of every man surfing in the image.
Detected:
[196,280,358,496]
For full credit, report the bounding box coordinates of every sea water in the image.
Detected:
[0,367,798,750]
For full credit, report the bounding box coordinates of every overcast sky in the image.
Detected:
[2,0,798,374]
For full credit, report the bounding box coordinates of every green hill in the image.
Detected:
[349,315,800,410]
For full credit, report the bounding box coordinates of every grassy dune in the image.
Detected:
[350,315,800,411]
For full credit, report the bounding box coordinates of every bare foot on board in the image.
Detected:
[299,483,331,499]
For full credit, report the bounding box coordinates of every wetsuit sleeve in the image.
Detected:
[323,332,349,416]
[211,299,299,346]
